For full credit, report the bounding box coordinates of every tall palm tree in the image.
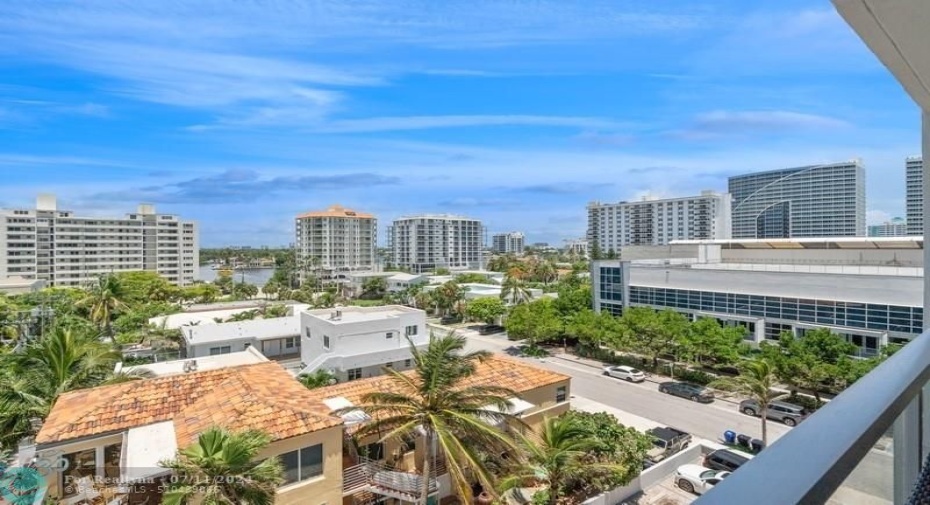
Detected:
[500,416,625,505]
[0,328,123,449]
[710,359,779,446]
[350,333,521,505]
[500,275,532,306]
[160,427,283,505]
[77,275,127,337]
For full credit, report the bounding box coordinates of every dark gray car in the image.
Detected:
[658,381,715,403]
[739,399,809,427]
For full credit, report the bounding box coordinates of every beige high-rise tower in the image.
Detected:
[295,205,377,282]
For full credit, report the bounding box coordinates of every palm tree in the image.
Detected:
[160,427,283,505]
[349,333,521,505]
[0,327,123,449]
[500,416,624,505]
[77,275,127,337]
[709,359,779,446]
[500,275,532,306]
[298,369,337,389]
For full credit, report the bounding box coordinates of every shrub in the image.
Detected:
[784,393,823,411]
[672,368,716,385]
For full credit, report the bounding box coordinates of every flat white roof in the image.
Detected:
[152,303,309,329]
[183,315,301,345]
[123,347,268,377]
[672,237,924,250]
[0,277,44,287]
[121,421,177,482]
[304,305,423,324]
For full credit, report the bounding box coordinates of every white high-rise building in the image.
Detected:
[729,161,866,238]
[868,218,908,237]
[0,194,198,287]
[295,205,377,281]
[906,156,923,236]
[586,191,731,255]
[491,232,525,254]
[389,215,485,273]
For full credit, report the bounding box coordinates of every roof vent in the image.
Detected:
[183,360,198,373]
[331,310,342,321]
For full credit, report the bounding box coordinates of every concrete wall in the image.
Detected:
[189,336,256,358]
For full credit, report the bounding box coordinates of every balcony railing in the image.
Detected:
[697,328,930,505]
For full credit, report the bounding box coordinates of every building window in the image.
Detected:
[62,449,97,497]
[386,331,394,339]
[305,327,311,338]
[556,386,567,402]
[348,368,363,380]
[405,325,418,336]
[323,335,330,350]
[281,444,324,485]
[384,362,393,368]
[285,337,298,349]
[361,442,384,460]
[104,443,122,479]
[209,346,231,356]
[404,359,412,367]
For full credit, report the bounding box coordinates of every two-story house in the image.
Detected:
[34,355,571,505]
[300,305,428,381]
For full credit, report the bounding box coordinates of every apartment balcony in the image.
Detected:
[697,328,930,505]
[344,456,444,499]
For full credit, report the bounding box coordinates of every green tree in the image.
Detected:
[433,267,451,275]
[465,297,507,326]
[681,318,748,366]
[431,281,467,316]
[262,280,280,300]
[160,427,284,505]
[500,413,640,505]
[350,333,519,505]
[233,282,259,300]
[564,310,620,347]
[298,369,337,389]
[762,329,857,404]
[500,275,532,306]
[77,274,128,337]
[361,276,388,299]
[709,359,779,445]
[454,273,493,284]
[616,308,687,368]
[552,283,592,319]
[505,299,564,347]
[0,327,125,450]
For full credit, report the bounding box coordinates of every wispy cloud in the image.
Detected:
[671,110,851,140]
[315,115,621,133]
[574,131,635,147]
[509,182,613,196]
[89,169,401,204]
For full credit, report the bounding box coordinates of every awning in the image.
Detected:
[483,398,535,417]
[324,396,371,426]
[121,421,177,482]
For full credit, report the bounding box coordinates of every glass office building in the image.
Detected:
[592,238,924,356]
[728,161,866,239]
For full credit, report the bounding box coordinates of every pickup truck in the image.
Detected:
[645,427,693,464]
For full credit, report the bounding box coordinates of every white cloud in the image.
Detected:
[866,210,893,225]
[314,115,622,133]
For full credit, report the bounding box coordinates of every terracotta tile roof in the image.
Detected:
[297,204,374,219]
[37,362,342,446]
[314,355,569,407]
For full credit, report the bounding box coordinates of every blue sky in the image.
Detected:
[0,0,921,247]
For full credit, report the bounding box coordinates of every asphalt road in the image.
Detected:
[460,330,893,502]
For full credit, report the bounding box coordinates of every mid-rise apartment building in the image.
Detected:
[906,156,923,236]
[586,191,731,254]
[868,217,908,237]
[491,231,525,254]
[388,214,485,273]
[563,238,589,258]
[0,194,198,287]
[295,205,376,281]
[729,161,866,239]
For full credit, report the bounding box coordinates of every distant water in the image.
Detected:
[197,265,276,286]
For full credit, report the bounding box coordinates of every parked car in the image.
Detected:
[645,427,692,464]
[703,448,752,472]
[603,365,646,382]
[675,464,731,495]
[658,381,715,403]
[739,399,810,427]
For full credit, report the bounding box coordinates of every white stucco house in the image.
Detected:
[299,305,428,382]
[181,315,302,359]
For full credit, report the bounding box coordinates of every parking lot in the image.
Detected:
[620,455,705,505]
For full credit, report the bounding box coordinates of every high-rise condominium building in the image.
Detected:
[389,215,485,273]
[906,156,923,236]
[728,161,866,239]
[586,191,731,254]
[0,194,198,287]
[868,217,908,237]
[491,232,525,254]
[295,205,376,279]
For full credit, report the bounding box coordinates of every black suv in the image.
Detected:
[704,449,751,472]
[658,381,715,403]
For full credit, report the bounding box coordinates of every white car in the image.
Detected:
[675,464,731,495]
[602,365,646,382]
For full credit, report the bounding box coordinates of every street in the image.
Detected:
[457,329,893,502]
